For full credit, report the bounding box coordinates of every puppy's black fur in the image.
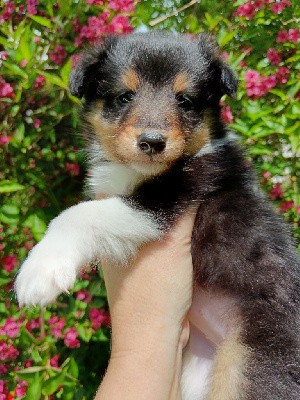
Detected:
[70,31,300,399]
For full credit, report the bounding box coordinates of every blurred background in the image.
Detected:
[0,0,299,398]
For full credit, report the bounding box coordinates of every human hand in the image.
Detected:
[95,211,195,400]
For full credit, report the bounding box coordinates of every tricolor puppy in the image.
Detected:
[15,32,300,399]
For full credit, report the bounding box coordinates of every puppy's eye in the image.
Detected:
[118,91,135,104]
[176,94,194,111]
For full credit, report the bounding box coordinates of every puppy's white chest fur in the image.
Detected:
[87,162,144,197]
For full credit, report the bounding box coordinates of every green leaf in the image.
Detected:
[269,89,288,101]
[77,325,93,342]
[23,214,47,241]
[0,277,12,286]
[218,29,238,47]
[13,19,27,43]
[0,36,9,47]
[3,62,28,79]
[18,26,32,62]
[60,58,72,84]
[14,122,25,143]
[0,180,25,193]
[28,15,53,28]
[24,373,42,399]
[57,0,71,17]
[68,357,79,379]
[287,81,300,98]
[0,204,20,225]
[205,13,222,30]
[31,347,43,363]
[42,372,66,395]
[248,145,273,155]
[36,70,68,89]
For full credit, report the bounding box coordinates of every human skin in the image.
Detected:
[94,211,195,400]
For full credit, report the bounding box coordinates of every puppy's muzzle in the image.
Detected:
[137,132,166,155]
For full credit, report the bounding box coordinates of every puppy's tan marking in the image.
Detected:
[121,68,140,91]
[173,72,190,93]
[184,119,211,156]
[86,101,120,162]
[206,329,250,400]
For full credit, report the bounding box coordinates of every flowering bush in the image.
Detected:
[0,0,299,398]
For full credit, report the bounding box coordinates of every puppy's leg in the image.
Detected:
[15,197,161,306]
[205,329,249,400]
[181,288,249,400]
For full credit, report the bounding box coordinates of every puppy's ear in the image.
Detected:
[197,33,238,97]
[69,36,119,98]
[219,62,238,97]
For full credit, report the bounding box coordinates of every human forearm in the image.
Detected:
[95,328,182,400]
[95,213,195,400]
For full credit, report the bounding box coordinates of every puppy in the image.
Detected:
[15,31,300,399]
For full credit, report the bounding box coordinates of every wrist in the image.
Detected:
[97,327,182,400]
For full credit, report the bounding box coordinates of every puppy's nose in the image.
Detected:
[137,132,166,155]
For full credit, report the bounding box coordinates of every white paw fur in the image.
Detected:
[15,197,161,306]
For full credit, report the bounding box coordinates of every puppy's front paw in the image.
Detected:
[15,241,79,307]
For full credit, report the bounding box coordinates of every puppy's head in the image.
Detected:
[70,32,237,175]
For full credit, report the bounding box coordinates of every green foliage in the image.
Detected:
[0,0,299,398]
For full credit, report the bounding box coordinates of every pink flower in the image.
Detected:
[34,36,41,43]
[236,2,256,19]
[263,75,277,90]
[0,341,19,361]
[262,170,272,181]
[279,200,294,212]
[76,290,92,303]
[296,206,300,215]
[86,0,103,4]
[26,318,40,333]
[75,11,110,46]
[20,59,28,67]
[89,308,110,329]
[221,105,234,123]
[0,52,8,60]
[235,1,265,19]
[269,183,284,200]
[27,0,38,15]
[33,119,41,129]
[48,45,67,65]
[0,364,8,375]
[0,380,7,397]
[276,30,289,43]
[66,162,80,176]
[50,355,59,367]
[23,360,33,368]
[3,254,18,273]
[108,0,137,13]
[49,316,65,339]
[0,135,10,145]
[267,48,281,65]
[0,1,15,23]
[0,318,21,338]
[288,28,300,44]
[245,70,277,98]
[276,66,290,84]
[34,75,45,90]
[270,0,291,13]
[0,78,14,99]
[14,380,28,398]
[64,327,80,349]
[107,14,134,34]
